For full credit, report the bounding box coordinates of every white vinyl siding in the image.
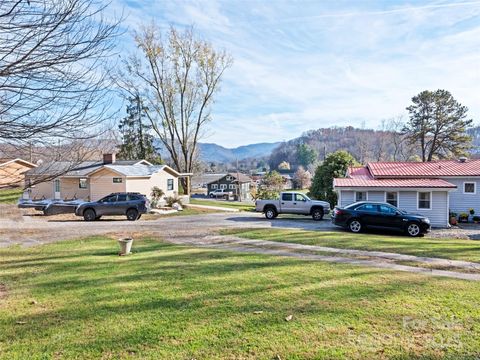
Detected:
[443,177,480,216]
[367,191,384,202]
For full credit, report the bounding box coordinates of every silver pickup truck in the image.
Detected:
[255,192,330,220]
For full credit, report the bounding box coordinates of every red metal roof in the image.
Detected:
[367,159,480,177]
[334,177,456,189]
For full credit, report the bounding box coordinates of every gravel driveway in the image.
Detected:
[0,212,336,247]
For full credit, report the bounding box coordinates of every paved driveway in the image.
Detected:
[0,212,337,247]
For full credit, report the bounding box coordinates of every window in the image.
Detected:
[229,184,236,189]
[167,179,174,191]
[418,192,431,209]
[113,177,122,183]
[464,182,476,194]
[385,192,398,207]
[282,193,293,201]
[211,184,218,189]
[355,191,367,202]
[226,176,232,181]
[101,195,117,203]
[379,204,397,215]
[295,193,307,202]
[220,184,227,190]
[79,178,87,189]
[355,204,377,212]
[117,194,127,201]
[54,179,60,192]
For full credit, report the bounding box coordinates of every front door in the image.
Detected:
[53,179,61,199]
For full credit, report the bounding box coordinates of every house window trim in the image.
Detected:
[220,184,227,190]
[384,191,399,208]
[167,178,174,191]
[417,191,432,211]
[79,178,88,189]
[354,191,368,202]
[211,184,218,189]
[463,182,476,195]
[229,184,236,190]
[113,177,123,183]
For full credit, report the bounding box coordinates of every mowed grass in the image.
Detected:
[190,198,255,211]
[0,187,22,204]
[220,228,480,263]
[2,237,480,359]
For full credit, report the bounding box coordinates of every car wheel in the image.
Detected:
[348,219,362,233]
[209,194,214,198]
[126,208,139,221]
[264,207,277,220]
[312,208,324,221]
[406,222,421,237]
[83,208,96,222]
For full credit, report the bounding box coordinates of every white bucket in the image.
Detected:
[118,237,133,255]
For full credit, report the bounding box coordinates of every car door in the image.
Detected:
[377,204,405,230]
[294,193,309,214]
[115,194,129,215]
[354,203,379,227]
[280,193,297,213]
[96,194,117,215]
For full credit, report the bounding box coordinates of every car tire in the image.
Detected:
[348,219,362,233]
[83,208,96,222]
[126,208,139,221]
[406,222,421,237]
[95,216,102,220]
[264,207,277,220]
[209,194,214,198]
[312,208,324,221]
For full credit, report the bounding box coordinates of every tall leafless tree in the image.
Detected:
[119,25,232,191]
[0,0,121,186]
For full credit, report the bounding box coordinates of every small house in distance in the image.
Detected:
[206,173,253,200]
[24,153,189,201]
[0,158,37,188]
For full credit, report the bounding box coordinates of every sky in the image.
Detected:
[109,0,480,147]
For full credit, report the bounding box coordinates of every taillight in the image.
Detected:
[334,208,344,215]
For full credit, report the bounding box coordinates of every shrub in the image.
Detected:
[150,186,165,208]
[473,216,480,222]
[459,213,469,221]
[469,208,475,215]
[166,196,182,207]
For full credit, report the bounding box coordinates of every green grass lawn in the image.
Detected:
[190,198,255,211]
[220,228,480,263]
[1,236,480,359]
[0,188,22,204]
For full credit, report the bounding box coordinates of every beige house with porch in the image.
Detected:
[0,158,37,188]
[25,154,189,201]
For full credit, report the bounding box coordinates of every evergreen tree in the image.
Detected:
[310,150,357,206]
[118,94,162,164]
[404,90,473,162]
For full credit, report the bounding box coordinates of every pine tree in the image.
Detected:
[404,90,472,162]
[118,94,162,164]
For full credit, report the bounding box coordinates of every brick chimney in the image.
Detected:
[103,153,116,164]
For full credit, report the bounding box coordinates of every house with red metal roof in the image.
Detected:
[333,158,480,227]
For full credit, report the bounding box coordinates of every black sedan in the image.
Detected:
[75,192,150,221]
[331,201,431,237]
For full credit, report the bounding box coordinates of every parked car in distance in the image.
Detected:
[331,201,431,237]
[255,192,330,220]
[75,192,150,221]
[209,189,234,199]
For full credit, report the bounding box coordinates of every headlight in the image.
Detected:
[422,218,430,224]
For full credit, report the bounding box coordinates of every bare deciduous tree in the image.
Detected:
[119,25,232,190]
[0,0,121,187]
